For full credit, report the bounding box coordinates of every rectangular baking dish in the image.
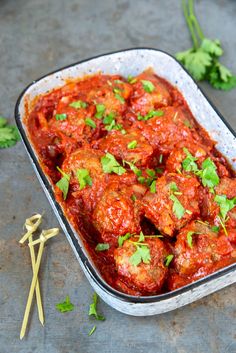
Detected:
[15,48,236,316]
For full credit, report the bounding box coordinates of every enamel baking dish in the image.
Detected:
[15,48,236,316]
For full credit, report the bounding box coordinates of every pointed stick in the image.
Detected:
[20,228,59,339]
[28,233,44,326]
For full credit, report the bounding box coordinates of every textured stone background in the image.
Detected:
[0,0,235,352]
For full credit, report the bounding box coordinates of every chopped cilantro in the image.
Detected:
[103,112,115,125]
[170,194,185,219]
[138,110,164,121]
[95,104,106,119]
[95,243,110,251]
[169,182,179,192]
[124,160,142,176]
[127,75,137,84]
[101,153,126,175]
[182,147,198,172]
[127,140,138,149]
[141,80,155,93]
[186,231,194,248]
[76,169,92,190]
[56,167,70,200]
[200,158,219,188]
[55,113,67,121]
[114,93,125,104]
[131,194,137,202]
[85,118,96,128]
[69,100,87,109]
[118,233,132,247]
[146,169,156,178]
[165,254,174,267]
[150,180,156,193]
[89,293,105,321]
[56,295,74,313]
[88,325,96,336]
[211,225,220,233]
[129,244,151,266]
[214,194,236,221]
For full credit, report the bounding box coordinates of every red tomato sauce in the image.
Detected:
[25,69,236,296]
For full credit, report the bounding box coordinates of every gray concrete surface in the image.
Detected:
[0,0,236,352]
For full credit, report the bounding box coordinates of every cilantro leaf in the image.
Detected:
[118,233,132,247]
[182,147,199,172]
[165,254,174,267]
[95,243,110,251]
[169,194,185,219]
[141,80,155,93]
[169,182,179,192]
[101,153,126,175]
[55,113,67,121]
[127,140,137,149]
[69,100,87,109]
[150,180,156,193]
[208,62,236,91]
[214,194,236,221]
[127,75,137,84]
[200,158,219,188]
[129,244,151,266]
[138,110,163,121]
[176,48,212,81]
[103,112,115,125]
[0,118,20,149]
[114,93,125,104]
[76,169,92,190]
[95,104,106,119]
[200,38,223,57]
[138,231,145,242]
[85,118,96,128]
[56,295,74,313]
[89,293,105,321]
[56,167,70,200]
[186,231,194,248]
[124,160,142,176]
[211,225,220,233]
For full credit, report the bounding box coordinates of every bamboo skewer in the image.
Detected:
[20,227,59,340]
[28,233,44,326]
[19,214,42,244]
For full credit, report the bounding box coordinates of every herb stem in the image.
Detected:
[188,0,205,41]
[182,0,199,49]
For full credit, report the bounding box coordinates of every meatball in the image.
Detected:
[130,70,172,115]
[136,106,202,155]
[215,177,236,199]
[142,173,200,236]
[93,129,154,167]
[92,182,141,243]
[61,148,106,212]
[168,221,234,290]
[114,236,168,294]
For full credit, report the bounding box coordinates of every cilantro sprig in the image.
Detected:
[129,232,151,266]
[101,153,126,175]
[0,117,20,149]
[176,0,236,90]
[214,194,236,221]
[56,167,70,200]
[89,293,105,321]
[76,168,92,190]
[138,109,163,121]
[56,295,75,313]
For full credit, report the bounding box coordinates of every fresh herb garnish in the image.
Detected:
[150,180,156,193]
[95,243,110,251]
[182,147,198,172]
[129,243,151,266]
[55,113,67,121]
[88,325,96,336]
[146,169,156,178]
[89,293,105,321]
[114,93,125,104]
[211,225,220,233]
[200,158,219,188]
[138,110,164,121]
[56,167,70,200]
[127,140,138,149]
[127,75,137,84]
[176,0,236,90]
[69,100,87,109]
[186,231,194,248]
[95,104,106,119]
[141,80,155,93]
[101,153,126,175]
[165,254,174,267]
[169,182,179,192]
[76,169,92,190]
[103,112,115,125]
[169,194,185,219]
[124,160,142,176]
[118,233,132,247]
[131,194,137,202]
[56,295,74,313]
[0,117,20,149]
[85,118,96,128]
[183,119,193,128]
[214,194,236,221]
